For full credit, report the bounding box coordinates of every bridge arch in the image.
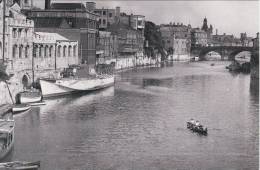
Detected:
[203,51,222,61]
[230,50,251,62]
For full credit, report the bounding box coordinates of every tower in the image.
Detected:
[201,17,208,32]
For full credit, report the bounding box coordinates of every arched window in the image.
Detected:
[12,28,17,38]
[73,45,77,57]
[19,45,23,58]
[34,45,38,58]
[39,45,43,57]
[49,46,53,57]
[25,45,29,58]
[44,46,48,57]
[68,46,72,57]
[63,46,67,57]
[57,46,61,57]
[13,45,18,58]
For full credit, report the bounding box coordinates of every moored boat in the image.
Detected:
[0,161,40,170]
[12,104,31,113]
[187,119,207,135]
[16,90,42,104]
[0,119,15,161]
[40,72,115,98]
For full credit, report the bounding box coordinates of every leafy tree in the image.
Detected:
[144,21,165,59]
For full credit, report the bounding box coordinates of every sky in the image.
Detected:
[33,0,259,37]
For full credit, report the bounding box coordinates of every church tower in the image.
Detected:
[201,17,208,32]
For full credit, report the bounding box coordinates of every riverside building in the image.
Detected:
[23,0,99,74]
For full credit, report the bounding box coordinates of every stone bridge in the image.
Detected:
[190,46,254,61]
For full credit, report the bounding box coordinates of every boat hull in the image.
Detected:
[12,104,31,113]
[40,76,115,98]
[17,91,42,104]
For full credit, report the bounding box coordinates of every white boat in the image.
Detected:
[17,90,42,104]
[39,75,115,98]
[0,119,15,160]
[12,104,31,113]
[0,161,40,170]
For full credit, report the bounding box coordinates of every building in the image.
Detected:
[211,33,242,46]
[23,1,98,73]
[96,31,118,64]
[33,32,78,74]
[94,8,117,30]
[93,5,145,34]
[107,22,144,69]
[240,32,253,47]
[1,2,34,85]
[191,28,208,47]
[252,32,259,49]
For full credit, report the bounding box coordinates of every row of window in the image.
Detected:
[12,45,30,58]
[12,28,31,38]
[57,45,77,58]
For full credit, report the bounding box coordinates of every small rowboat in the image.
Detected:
[187,119,207,135]
[12,104,31,113]
[0,161,40,170]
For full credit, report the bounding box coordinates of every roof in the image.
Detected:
[51,3,86,10]
[35,32,69,41]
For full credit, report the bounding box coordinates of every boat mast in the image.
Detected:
[2,0,6,62]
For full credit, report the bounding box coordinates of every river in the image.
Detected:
[8,61,259,169]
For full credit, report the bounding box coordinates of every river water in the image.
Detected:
[9,61,259,169]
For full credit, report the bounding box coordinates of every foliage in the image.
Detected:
[0,62,9,82]
[144,21,165,59]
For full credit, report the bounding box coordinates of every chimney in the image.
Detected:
[45,0,51,9]
[116,6,120,17]
[257,32,259,38]
[86,2,96,12]
[216,29,218,35]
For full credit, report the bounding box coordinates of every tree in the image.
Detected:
[0,62,14,104]
[144,21,165,59]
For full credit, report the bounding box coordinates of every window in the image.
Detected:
[103,11,106,15]
[13,45,17,58]
[103,19,106,25]
[109,13,112,17]
[73,45,77,57]
[44,46,48,57]
[39,45,43,57]
[25,45,29,58]
[57,46,61,57]
[49,46,53,57]
[68,46,72,57]
[63,46,67,57]
[12,28,17,38]
[19,45,23,58]
[24,0,28,4]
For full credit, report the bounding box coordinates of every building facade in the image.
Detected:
[191,28,208,47]
[96,31,118,64]
[24,1,98,73]
[33,32,78,74]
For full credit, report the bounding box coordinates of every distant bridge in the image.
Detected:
[190,46,254,61]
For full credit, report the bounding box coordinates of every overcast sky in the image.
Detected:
[33,0,259,37]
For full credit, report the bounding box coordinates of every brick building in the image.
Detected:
[96,31,118,64]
